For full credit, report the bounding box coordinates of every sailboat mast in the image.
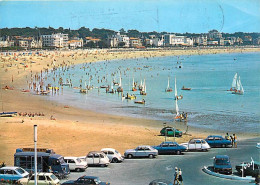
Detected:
[175,77,177,97]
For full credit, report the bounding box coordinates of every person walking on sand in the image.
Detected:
[178,168,183,185]
[173,167,179,185]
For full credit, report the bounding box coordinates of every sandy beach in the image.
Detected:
[0,47,259,165]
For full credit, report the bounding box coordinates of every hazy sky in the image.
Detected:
[0,0,259,33]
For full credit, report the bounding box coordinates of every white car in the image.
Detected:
[81,151,110,167]
[180,139,211,151]
[18,172,60,185]
[101,148,124,163]
[64,157,88,172]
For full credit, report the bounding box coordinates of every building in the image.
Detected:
[107,33,130,48]
[164,34,175,46]
[207,40,219,46]
[68,39,84,49]
[42,33,68,48]
[85,37,101,44]
[193,36,207,46]
[129,37,142,48]
[164,34,193,46]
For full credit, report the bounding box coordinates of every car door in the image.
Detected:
[195,140,202,150]
[93,153,100,165]
[169,143,177,154]
[206,136,215,147]
[135,147,144,157]
[4,169,15,181]
[38,175,47,185]
[161,143,169,154]
[188,139,196,150]
[68,159,76,170]
[87,153,94,165]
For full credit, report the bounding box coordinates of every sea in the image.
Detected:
[42,52,260,133]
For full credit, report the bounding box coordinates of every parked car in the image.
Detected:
[101,148,124,163]
[64,157,88,172]
[18,172,60,185]
[61,175,110,185]
[152,142,187,155]
[149,179,173,185]
[124,145,158,159]
[0,166,29,182]
[160,127,182,137]
[82,152,110,167]
[180,139,210,151]
[205,135,232,148]
[236,160,260,177]
[213,155,232,175]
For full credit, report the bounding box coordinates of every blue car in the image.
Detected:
[213,155,232,175]
[153,142,187,155]
[205,135,232,148]
[0,166,29,182]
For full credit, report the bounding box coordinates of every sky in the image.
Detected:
[0,0,259,33]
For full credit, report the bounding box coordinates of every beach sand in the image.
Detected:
[0,47,259,165]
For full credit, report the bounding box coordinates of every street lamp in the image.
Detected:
[34,125,37,185]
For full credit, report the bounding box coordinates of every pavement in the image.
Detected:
[60,137,260,185]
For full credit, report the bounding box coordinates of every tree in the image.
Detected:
[86,41,95,48]
[97,41,108,49]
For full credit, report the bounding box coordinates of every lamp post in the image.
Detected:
[34,125,37,185]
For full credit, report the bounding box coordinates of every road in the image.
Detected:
[61,138,260,185]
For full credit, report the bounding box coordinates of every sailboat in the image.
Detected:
[165,77,173,92]
[174,97,187,121]
[232,76,244,95]
[140,79,147,95]
[117,74,123,92]
[80,81,87,93]
[229,73,238,91]
[132,77,137,91]
[174,77,183,100]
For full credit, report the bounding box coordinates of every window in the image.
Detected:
[76,178,85,184]
[5,170,13,174]
[207,137,214,141]
[215,137,222,140]
[162,144,168,147]
[189,140,195,144]
[169,144,177,147]
[100,154,105,158]
[16,168,26,174]
[108,151,114,155]
[50,174,57,181]
[69,159,75,164]
[39,176,46,181]
[94,154,99,158]
[46,176,52,181]
[87,154,93,158]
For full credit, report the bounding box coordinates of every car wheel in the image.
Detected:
[202,149,207,152]
[127,154,133,159]
[75,168,81,172]
[221,144,226,148]
[176,151,181,155]
[100,164,106,167]
[148,154,154,159]
[112,158,119,163]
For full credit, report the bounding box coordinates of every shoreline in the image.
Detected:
[0,47,259,165]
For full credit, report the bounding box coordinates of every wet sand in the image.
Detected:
[0,47,259,165]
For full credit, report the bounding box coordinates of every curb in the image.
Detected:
[202,166,254,181]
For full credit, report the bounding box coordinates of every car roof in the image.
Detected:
[215,155,229,159]
[137,145,151,148]
[31,172,53,176]
[207,135,223,137]
[79,175,98,179]
[88,151,104,154]
[161,142,178,144]
[0,166,20,170]
[64,157,78,159]
[101,148,116,152]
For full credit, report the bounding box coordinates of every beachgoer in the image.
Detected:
[225,133,230,140]
[230,135,234,147]
[233,134,237,148]
[178,168,183,185]
[173,167,179,185]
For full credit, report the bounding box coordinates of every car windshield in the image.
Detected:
[50,174,58,181]
[16,168,26,174]
[76,158,81,163]
[115,150,119,154]
[94,178,102,183]
[59,157,65,164]
[216,159,230,165]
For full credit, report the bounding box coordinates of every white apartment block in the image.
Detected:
[42,33,68,48]
[164,34,193,46]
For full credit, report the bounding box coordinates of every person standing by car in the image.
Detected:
[233,134,237,148]
[173,167,179,185]
[225,133,230,141]
[178,168,183,185]
[230,135,234,147]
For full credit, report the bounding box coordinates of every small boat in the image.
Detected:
[125,93,136,100]
[80,89,87,93]
[0,112,17,117]
[232,76,244,95]
[21,89,30,92]
[229,73,238,91]
[100,85,108,88]
[181,86,191,91]
[117,75,123,92]
[132,77,137,91]
[165,77,173,92]
[140,79,147,95]
[135,99,145,104]
[174,90,187,122]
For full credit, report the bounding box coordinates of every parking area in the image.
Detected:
[60,138,259,185]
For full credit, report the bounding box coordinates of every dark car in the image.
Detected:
[236,160,260,177]
[160,127,182,137]
[205,135,232,148]
[152,142,186,155]
[61,175,110,185]
[213,155,232,175]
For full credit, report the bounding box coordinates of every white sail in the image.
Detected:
[119,76,122,87]
[167,77,170,89]
[85,81,87,88]
[175,99,179,117]
[175,77,177,98]
[236,76,241,91]
[143,79,146,91]
[132,77,135,88]
[238,76,244,94]
[111,81,114,90]
[140,80,143,88]
[232,73,238,89]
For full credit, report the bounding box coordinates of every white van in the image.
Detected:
[101,148,124,163]
[83,151,110,167]
[64,157,88,172]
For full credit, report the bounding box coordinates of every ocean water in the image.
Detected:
[43,52,260,133]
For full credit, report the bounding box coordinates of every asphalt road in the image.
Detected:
[61,138,260,185]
